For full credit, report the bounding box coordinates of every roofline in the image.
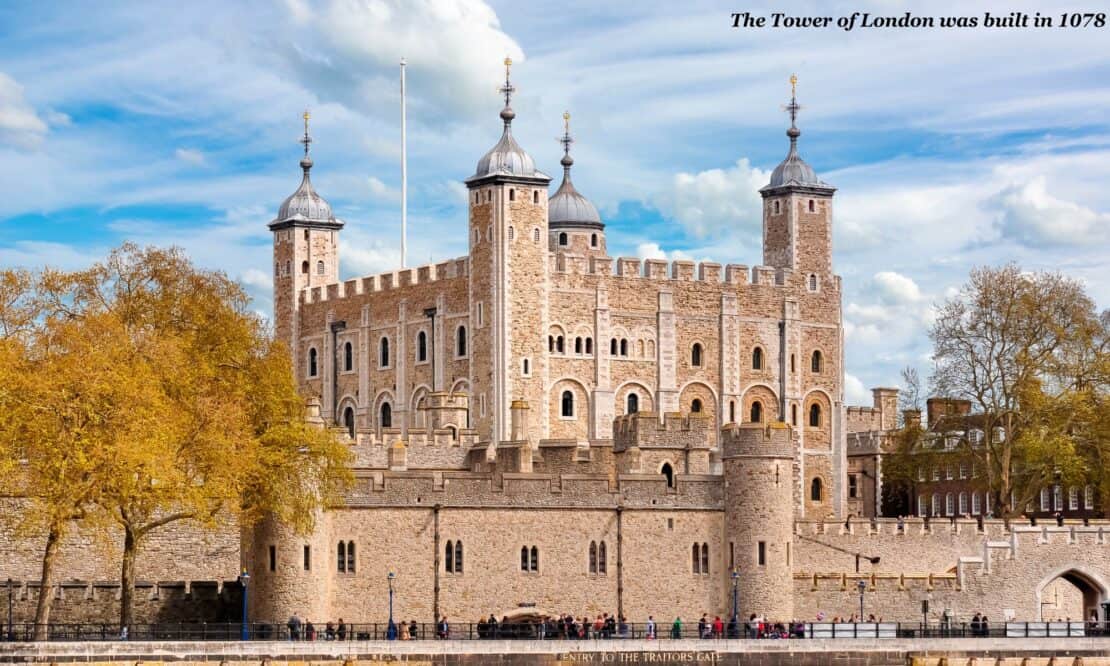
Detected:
[548,220,605,231]
[759,183,837,197]
[464,172,553,187]
[268,218,346,232]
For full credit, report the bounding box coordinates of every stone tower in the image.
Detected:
[463,59,552,445]
[722,422,796,622]
[759,75,835,280]
[270,111,343,374]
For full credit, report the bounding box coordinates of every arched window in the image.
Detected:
[620,339,628,356]
[661,462,675,489]
[692,543,701,574]
[627,393,639,414]
[811,350,822,373]
[344,341,353,371]
[455,540,463,572]
[509,188,515,201]
[530,546,539,572]
[585,338,593,354]
[729,401,736,423]
[549,336,556,352]
[417,331,427,362]
[456,326,467,357]
[380,402,392,429]
[308,347,318,377]
[317,260,325,275]
[301,260,309,274]
[589,541,598,574]
[379,337,390,367]
[808,403,821,427]
[556,336,564,353]
[791,404,798,425]
[575,337,582,354]
[691,343,703,367]
[559,232,568,246]
[598,541,606,574]
[959,492,968,515]
[343,407,355,438]
[701,543,709,575]
[561,390,574,417]
[752,347,764,370]
[445,540,454,573]
[591,233,598,247]
[931,493,940,517]
[521,546,529,571]
[346,541,355,573]
[691,398,702,413]
[808,274,818,291]
[750,401,763,423]
[337,541,347,573]
[533,191,539,204]
[533,228,540,243]
[790,354,796,373]
[945,493,954,516]
[610,338,618,355]
[810,477,823,502]
[522,358,530,375]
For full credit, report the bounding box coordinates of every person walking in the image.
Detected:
[646,615,656,639]
[287,612,302,641]
[337,618,347,641]
[409,619,418,640]
[437,615,449,639]
[697,614,708,639]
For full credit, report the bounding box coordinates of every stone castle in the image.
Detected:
[2,66,1107,629]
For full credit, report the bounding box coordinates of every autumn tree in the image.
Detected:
[889,264,1108,520]
[0,245,352,635]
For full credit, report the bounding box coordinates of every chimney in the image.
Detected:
[926,398,972,428]
[903,409,922,430]
[872,387,900,431]
[305,397,324,428]
[510,399,530,441]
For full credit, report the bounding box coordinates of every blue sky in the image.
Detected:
[2,0,1108,406]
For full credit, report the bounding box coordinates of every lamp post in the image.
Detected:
[857,579,866,621]
[238,569,250,641]
[387,572,397,640]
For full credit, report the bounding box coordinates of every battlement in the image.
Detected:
[612,411,713,452]
[720,421,795,458]
[549,253,811,289]
[301,256,469,305]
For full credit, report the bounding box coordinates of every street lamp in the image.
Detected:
[386,572,397,640]
[238,569,250,641]
[857,579,866,622]
[730,571,740,639]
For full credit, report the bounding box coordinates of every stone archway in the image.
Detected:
[1035,565,1109,621]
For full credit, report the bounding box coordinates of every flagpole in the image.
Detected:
[400,57,408,268]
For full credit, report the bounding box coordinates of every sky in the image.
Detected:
[1,0,1108,406]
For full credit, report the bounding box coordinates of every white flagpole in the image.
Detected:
[400,57,408,268]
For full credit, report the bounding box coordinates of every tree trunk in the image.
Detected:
[32,524,63,641]
[118,525,139,634]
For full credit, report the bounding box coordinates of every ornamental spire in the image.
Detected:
[781,74,802,148]
[299,109,313,174]
[558,110,574,175]
[498,56,516,127]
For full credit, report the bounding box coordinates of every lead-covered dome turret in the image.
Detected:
[548,112,603,230]
[466,57,549,184]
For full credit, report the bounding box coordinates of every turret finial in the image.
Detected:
[299,109,313,174]
[558,110,575,170]
[498,56,516,126]
[781,74,802,143]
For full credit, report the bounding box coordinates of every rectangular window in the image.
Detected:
[959,493,968,515]
[918,495,926,517]
[945,464,953,480]
[972,493,981,515]
[480,394,486,417]
[959,462,968,479]
[786,542,791,566]
[757,541,766,566]
[932,467,940,481]
[304,545,311,571]
[667,518,674,531]
[1040,488,1050,511]
[1053,485,1062,511]
[848,474,858,499]
[1085,486,1095,510]
[269,545,276,572]
[477,302,484,327]
[917,467,925,482]
[1069,487,1079,511]
[729,542,735,570]
[945,494,954,516]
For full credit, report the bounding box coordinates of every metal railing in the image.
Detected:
[2,620,1107,642]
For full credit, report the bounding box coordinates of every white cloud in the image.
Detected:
[844,373,870,406]
[0,72,48,149]
[367,176,399,202]
[634,242,691,262]
[989,176,1110,247]
[873,271,922,305]
[657,158,768,239]
[240,268,272,290]
[175,148,206,166]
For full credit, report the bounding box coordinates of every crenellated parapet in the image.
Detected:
[721,420,796,459]
[612,411,713,453]
[301,256,469,305]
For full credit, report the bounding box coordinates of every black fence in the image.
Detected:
[3,621,1109,642]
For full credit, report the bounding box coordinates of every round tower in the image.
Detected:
[722,421,796,623]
